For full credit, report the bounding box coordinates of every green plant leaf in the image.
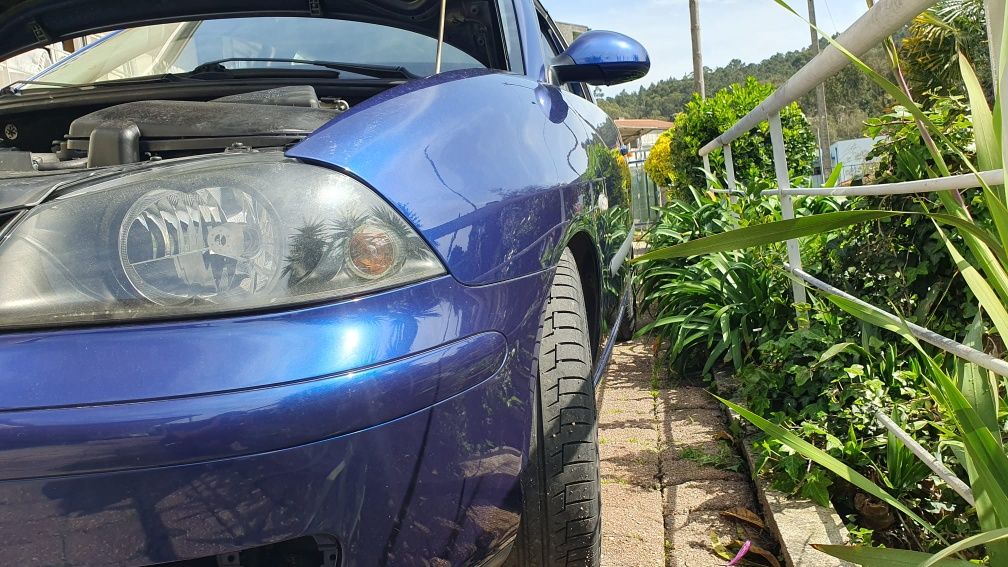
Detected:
[824,163,844,188]
[959,51,1008,252]
[717,396,942,539]
[816,342,858,365]
[815,288,1008,526]
[825,290,1008,525]
[633,211,895,261]
[926,212,1008,265]
[958,52,1000,173]
[812,545,973,567]
[956,311,1007,564]
[935,225,1008,341]
[800,469,833,507]
[918,528,1008,567]
[957,311,1000,436]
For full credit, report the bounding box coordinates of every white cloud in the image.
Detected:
[544,0,868,96]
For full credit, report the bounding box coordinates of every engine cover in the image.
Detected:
[66,99,341,166]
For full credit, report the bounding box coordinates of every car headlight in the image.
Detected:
[0,153,445,330]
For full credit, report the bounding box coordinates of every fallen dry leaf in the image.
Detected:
[710,532,781,567]
[709,531,734,562]
[745,543,782,567]
[720,507,765,530]
[714,431,735,443]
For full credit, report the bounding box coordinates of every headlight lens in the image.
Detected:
[0,153,445,330]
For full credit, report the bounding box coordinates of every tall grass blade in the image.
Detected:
[927,212,1008,263]
[824,163,844,188]
[824,292,1008,525]
[957,312,1000,436]
[773,0,1008,312]
[959,52,1008,251]
[958,52,1000,174]
[812,545,972,567]
[918,528,1008,567]
[955,312,1006,565]
[634,211,895,261]
[935,225,1008,341]
[717,396,942,538]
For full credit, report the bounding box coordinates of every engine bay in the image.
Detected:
[0,85,353,171]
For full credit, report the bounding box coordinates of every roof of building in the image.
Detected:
[615,119,675,131]
[615,119,674,145]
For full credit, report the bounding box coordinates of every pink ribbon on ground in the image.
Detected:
[726,540,752,566]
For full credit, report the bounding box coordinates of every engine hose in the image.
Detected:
[36,158,88,171]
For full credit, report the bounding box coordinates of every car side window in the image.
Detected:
[536,14,589,99]
[538,26,558,63]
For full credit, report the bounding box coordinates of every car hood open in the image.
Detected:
[0,0,454,61]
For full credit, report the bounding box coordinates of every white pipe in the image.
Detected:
[758,170,1005,197]
[875,411,975,506]
[786,265,1008,377]
[699,0,936,156]
[434,0,447,74]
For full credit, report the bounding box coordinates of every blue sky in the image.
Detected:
[543,0,869,96]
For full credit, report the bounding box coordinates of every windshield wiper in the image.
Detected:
[189,58,417,80]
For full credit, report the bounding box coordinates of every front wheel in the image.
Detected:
[507,248,601,567]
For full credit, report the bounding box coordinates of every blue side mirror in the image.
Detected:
[551,30,650,86]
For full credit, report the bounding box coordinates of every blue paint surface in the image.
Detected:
[0,1,650,564]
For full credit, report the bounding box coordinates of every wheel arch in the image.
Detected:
[564,230,601,363]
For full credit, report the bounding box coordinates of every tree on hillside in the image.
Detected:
[902,0,993,102]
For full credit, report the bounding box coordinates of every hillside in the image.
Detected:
[599,43,895,140]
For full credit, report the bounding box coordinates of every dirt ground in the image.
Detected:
[597,338,777,567]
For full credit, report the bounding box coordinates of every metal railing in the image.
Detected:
[698,0,1007,390]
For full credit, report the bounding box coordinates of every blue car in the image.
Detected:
[0,2,649,565]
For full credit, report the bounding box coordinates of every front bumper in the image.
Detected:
[0,272,551,566]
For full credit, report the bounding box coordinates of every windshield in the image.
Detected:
[24,17,486,88]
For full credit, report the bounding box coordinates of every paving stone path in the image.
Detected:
[598,338,774,567]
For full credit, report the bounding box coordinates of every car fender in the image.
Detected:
[287,69,607,285]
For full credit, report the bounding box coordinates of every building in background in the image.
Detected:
[830,137,881,184]
[615,119,673,228]
[615,119,674,162]
[555,22,589,45]
[0,35,105,88]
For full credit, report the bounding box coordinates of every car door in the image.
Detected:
[535,6,633,346]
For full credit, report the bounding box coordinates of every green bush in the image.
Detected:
[644,77,817,191]
[865,93,976,183]
[815,93,981,341]
[637,187,824,377]
[636,168,980,552]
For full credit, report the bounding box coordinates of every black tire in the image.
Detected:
[615,281,636,343]
[507,248,601,567]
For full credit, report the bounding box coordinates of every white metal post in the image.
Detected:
[723,143,738,203]
[769,112,808,310]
